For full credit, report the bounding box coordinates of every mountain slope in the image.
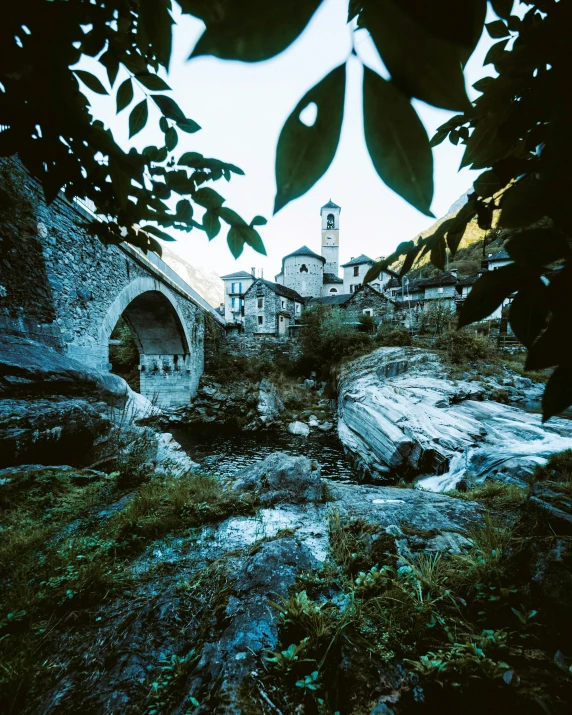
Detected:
[160,245,224,309]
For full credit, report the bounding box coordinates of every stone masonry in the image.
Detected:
[0,159,224,407]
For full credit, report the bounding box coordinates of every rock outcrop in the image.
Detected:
[338,347,572,490]
[0,334,193,472]
[232,451,323,505]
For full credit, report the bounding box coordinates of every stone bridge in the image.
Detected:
[0,161,224,406]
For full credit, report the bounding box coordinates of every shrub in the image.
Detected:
[297,305,372,378]
[374,325,412,347]
[436,329,497,364]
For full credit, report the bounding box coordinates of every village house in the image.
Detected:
[243,279,304,336]
[220,269,255,330]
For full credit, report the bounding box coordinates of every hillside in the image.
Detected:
[403,194,506,280]
[160,245,224,309]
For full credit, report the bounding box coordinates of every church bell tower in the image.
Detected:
[321,200,340,275]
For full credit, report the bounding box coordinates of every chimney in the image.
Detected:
[251,267,256,277]
[488,252,493,258]
[261,268,264,279]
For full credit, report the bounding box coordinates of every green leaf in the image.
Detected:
[165,127,178,151]
[526,312,565,371]
[363,68,433,217]
[484,39,509,67]
[430,236,447,270]
[472,77,495,93]
[491,0,513,19]
[140,224,176,241]
[542,366,572,422]
[203,211,221,240]
[218,207,248,227]
[250,215,267,226]
[116,79,134,113]
[177,118,201,133]
[508,281,550,348]
[506,228,572,268]
[136,73,171,91]
[178,152,204,167]
[75,70,108,95]
[166,170,194,194]
[189,0,323,63]
[152,94,187,122]
[399,246,421,278]
[176,199,193,223]
[194,187,225,210]
[498,181,551,229]
[274,64,345,214]
[99,50,119,86]
[129,100,149,138]
[458,263,525,327]
[486,20,509,39]
[473,170,501,199]
[362,0,471,112]
[227,225,266,258]
[139,0,174,68]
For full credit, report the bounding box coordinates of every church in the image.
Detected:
[221,201,394,336]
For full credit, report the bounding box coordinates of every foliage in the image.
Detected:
[0,2,266,259]
[374,325,412,347]
[298,305,372,378]
[363,1,572,419]
[447,481,527,509]
[532,449,572,483]
[418,301,457,336]
[436,329,497,365]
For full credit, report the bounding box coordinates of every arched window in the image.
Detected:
[329,288,338,293]
[299,264,308,273]
[326,213,334,229]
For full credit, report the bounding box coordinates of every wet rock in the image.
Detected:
[528,482,572,534]
[288,420,310,437]
[318,421,334,432]
[303,378,316,389]
[232,451,323,505]
[338,347,572,490]
[308,414,319,427]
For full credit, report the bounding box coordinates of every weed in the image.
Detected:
[447,481,527,508]
[532,449,572,483]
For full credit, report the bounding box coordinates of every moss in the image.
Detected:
[532,449,572,483]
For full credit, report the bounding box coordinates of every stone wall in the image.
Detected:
[224,334,302,361]
[344,286,395,320]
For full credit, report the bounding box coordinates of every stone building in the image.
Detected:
[243,279,304,336]
[310,284,395,322]
[341,254,390,295]
[220,269,255,329]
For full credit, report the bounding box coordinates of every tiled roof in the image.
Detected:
[341,254,374,268]
[456,273,480,286]
[321,200,341,210]
[282,245,326,264]
[385,277,424,292]
[485,249,510,261]
[309,294,352,306]
[246,279,304,302]
[220,270,254,280]
[323,272,343,284]
[417,271,459,288]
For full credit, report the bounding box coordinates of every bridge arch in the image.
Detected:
[100,278,198,407]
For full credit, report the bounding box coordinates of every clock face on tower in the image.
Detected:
[325,233,336,243]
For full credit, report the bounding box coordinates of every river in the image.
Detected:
[170,424,357,483]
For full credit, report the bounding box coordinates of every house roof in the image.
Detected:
[385,277,424,292]
[309,294,353,306]
[246,278,304,303]
[456,273,480,287]
[323,272,343,284]
[282,245,326,264]
[321,200,341,211]
[485,249,510,262]
[220,270,254,280]
[418,271,459,288]
[341,254,375,268]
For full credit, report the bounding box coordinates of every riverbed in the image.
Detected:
[170,424,357,483]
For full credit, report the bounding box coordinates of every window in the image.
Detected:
[231,297,236,309]
[327,213,334,229]
[353,266,359,276]
[295,303,301,313]
[281,299,286,309]
[280,316,284,322]
[372,283,380,291]
[258,316,263,326]
[257,297,264,308]
[299,264,308,273]
[238,282,242,293]
[350,285,355,293]
[329,288,338,293]
[437,287,444,294]
[363,309,373,316]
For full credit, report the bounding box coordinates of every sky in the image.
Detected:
[87,0,506,280]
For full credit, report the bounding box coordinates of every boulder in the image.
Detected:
[232,451,323,504]
[255,378,284,426]
[288,420,310,437]
[338,347,572,490]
